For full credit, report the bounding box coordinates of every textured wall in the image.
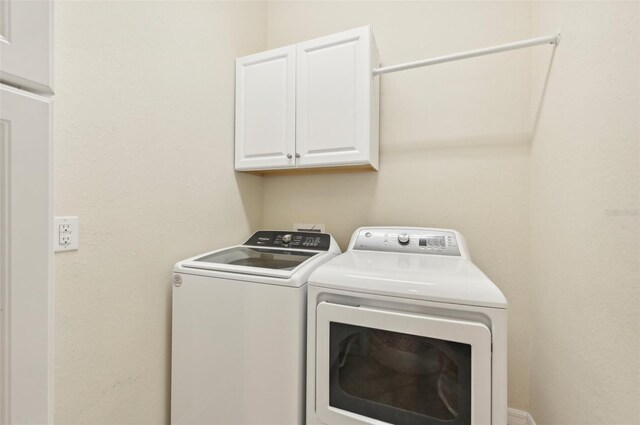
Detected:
[262,1,532,410]
[529,2,640,424]
[53,2,266,423]
[51,1,640,423]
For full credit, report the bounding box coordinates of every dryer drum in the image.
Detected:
[370,331,460,417]
[330,322,472,424]
[370,330,443,374]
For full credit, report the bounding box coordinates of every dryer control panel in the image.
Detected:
[350,227,462,256]
[244,230,332,251]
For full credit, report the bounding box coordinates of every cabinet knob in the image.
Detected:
[295,153,300,158]
[287,153,292,159]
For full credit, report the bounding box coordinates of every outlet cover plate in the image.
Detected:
[54,216,79,252]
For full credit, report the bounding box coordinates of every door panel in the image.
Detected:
[296,27,372,167]
[316,302,491,425]
[0,0,52,93]
[330,322,472,425]
[0,85,51,425]
[235,46,296,170]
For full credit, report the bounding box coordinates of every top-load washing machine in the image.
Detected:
[171,230,340,425]
[306,227,507,425]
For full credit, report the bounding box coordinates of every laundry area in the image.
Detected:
[0,1,638,425]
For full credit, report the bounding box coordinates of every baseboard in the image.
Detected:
[508,408,537,425]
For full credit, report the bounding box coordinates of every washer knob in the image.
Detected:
[282,234,292,244]
[397,233,410,245]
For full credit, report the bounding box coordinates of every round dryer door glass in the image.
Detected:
[194,247,317,271]
[329,322,472,425]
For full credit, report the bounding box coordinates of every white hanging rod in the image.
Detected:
[373,33,561,76]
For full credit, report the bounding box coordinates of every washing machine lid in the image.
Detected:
[308,250,507,309]
[184,246,319,276]
[176,230,341,282]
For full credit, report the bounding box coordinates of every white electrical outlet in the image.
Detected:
[294,223,326,233]
[54,216,79,252]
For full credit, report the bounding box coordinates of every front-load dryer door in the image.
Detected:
[315,302,491,425]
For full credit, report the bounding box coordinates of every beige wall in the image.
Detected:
[529,2,640,424]
[52,1,640,423]
[53,2,265,423]
[263,1,533,409]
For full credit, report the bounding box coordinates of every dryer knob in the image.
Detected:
[398,233,410,245]
[282,234,292,244]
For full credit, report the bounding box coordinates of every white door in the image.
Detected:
[235,46,296,171]
[296,27,374,168]
[0,84,52,425]
[316,302,492,425]
[0,0,53,94]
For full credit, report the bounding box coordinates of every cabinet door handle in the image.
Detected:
[287,153,293,159]
[295,153,300,158]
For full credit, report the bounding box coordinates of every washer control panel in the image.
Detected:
[352,227,461,256]
[244,230,331,251]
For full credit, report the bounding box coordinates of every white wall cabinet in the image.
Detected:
[235,26,379,173]
[296,27,379,169]
[0,0,53,94]
[235,46,296,170]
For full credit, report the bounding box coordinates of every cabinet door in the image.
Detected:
[0,0,53,94]
[235,46,296,171]
[0,85,52,424]
[296,27,376,168]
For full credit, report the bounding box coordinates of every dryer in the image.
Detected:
[171,230,340,425]
[306,227,507,425]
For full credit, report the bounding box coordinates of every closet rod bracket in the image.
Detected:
[553,32,561,46]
